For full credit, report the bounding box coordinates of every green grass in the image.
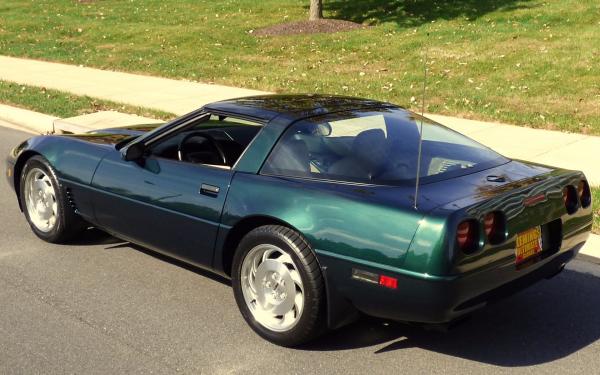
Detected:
[593,187,600,234]
[0,80,174,120]
[0,1,598,133]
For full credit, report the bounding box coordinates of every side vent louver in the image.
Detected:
[65,188,79,214]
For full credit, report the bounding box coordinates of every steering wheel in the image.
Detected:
[177,132,227,165]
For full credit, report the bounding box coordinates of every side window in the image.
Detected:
[262,117,391,183]
[149,114,262,168]
[262,121,325,179]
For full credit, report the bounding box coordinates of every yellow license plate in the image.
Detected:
[515,227,542,265]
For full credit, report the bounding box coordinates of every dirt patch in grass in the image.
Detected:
[254,19,365,37]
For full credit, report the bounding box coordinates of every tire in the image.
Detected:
[232,225,326,346]
[19,155,87,243]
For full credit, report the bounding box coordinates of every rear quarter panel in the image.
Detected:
[406,166,592,277]
[219,173,425,272]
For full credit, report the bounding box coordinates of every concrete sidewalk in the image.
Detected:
[0,55,599,184]
[0,55,265,115]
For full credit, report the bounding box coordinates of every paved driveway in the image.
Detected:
[1,125,600,374]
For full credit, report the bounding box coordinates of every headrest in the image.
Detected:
[352,128,388,170]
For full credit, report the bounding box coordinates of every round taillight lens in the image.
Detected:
[457,219,479,254]
[484,211,506,245]
[578,180,591,208]
[563,185,578,214]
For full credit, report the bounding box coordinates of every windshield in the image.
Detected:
[262,108,508,185]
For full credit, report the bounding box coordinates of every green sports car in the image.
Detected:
[5,95,593,346]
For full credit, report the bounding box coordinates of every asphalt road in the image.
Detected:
[2,125,600,374]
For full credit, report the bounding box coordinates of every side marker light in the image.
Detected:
[379,275,398,289]
[352,269,398,289]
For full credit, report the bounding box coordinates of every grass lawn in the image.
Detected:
[593,187,600,234]
[0,80,174,120]
[0,1,598,134]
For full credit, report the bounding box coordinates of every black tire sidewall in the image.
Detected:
[232,226,325,346]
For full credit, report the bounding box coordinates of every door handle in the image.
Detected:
[200,183,220,196]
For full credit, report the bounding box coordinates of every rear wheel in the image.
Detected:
[232,225,326,346]
[20,155,86,243]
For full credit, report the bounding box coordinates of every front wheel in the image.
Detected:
[20,155,86,243]
[232,225,326,346]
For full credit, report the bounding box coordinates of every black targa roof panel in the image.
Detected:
[203,94,399,122]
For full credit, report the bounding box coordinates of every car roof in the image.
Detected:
[203,94,399,123]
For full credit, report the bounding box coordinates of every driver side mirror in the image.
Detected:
[122,142,146,161]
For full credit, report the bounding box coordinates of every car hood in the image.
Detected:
[62,123,164,146]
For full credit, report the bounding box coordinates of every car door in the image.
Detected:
[90,114,235,268]
[91,154,232,267]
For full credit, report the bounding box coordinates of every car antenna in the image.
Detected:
[414,33,429,210]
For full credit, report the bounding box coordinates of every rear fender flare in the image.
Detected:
[215,214,359,330]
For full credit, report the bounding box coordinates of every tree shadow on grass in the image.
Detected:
[321,0,535,27]
[303,264,600,366]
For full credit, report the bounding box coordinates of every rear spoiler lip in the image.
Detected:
[437,168,585,212]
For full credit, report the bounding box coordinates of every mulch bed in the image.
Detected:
[253,19,366,37]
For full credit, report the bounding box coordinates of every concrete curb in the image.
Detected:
[0,104,56,134]
[0,104,162,135]
[580,233,600,264]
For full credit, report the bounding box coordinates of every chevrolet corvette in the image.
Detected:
[5,95,593,346]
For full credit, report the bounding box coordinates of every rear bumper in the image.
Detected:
[318,240,585,325]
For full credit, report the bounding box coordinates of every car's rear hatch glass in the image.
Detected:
[263,108,509,186]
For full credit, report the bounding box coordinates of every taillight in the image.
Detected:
[484,211,506,245]
[563,185,578,214]
[578,180,591,208]
[457,219,479,254]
